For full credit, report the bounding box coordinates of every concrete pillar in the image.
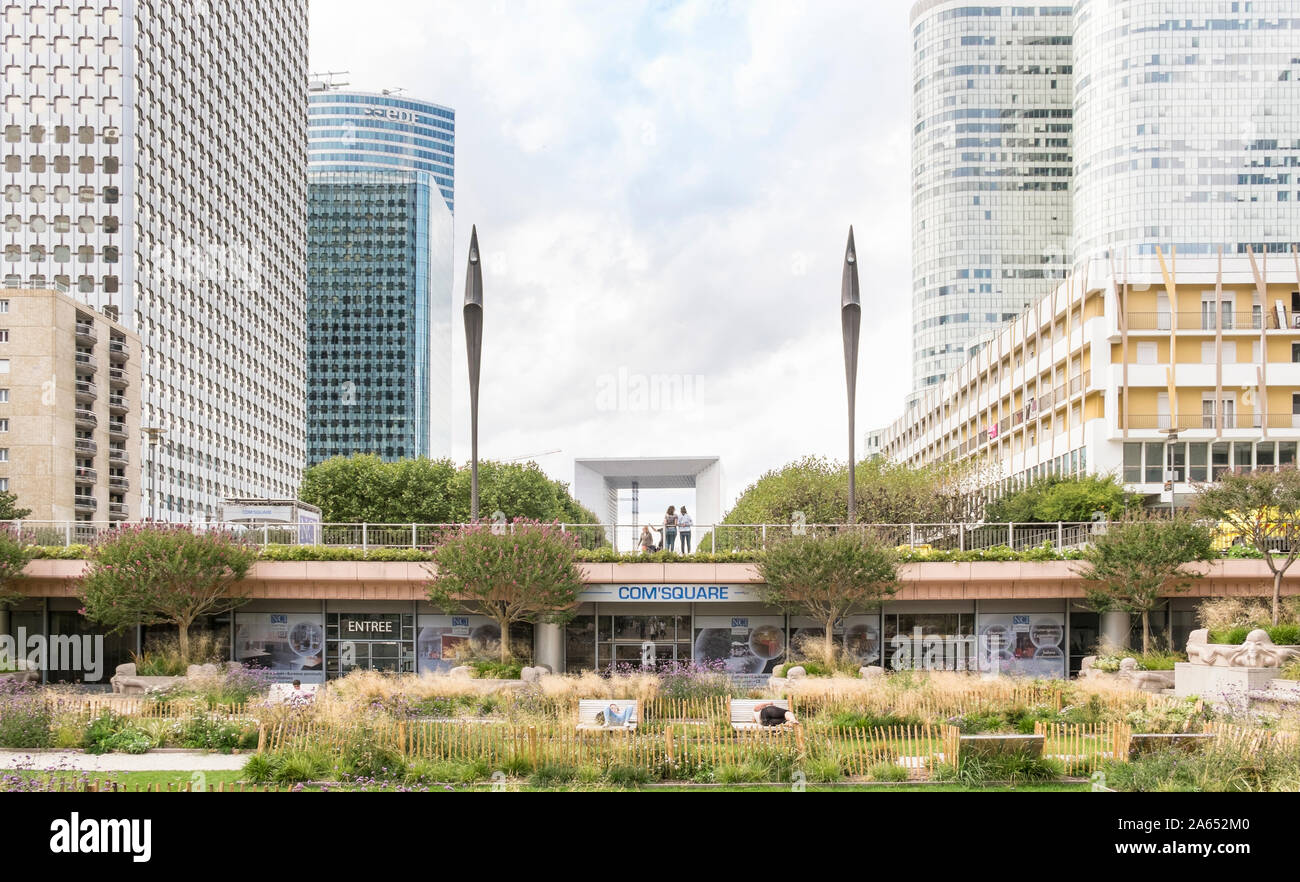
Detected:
[535,622,563,672]
[1101,611,1131,651]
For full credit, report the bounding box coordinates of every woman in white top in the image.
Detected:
[677,506,694,553]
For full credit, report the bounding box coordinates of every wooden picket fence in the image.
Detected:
[1205,721,1300,753]
[258,716,978,777]
[1033,721,1130,775]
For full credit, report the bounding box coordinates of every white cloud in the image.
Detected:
[310,0,916,512]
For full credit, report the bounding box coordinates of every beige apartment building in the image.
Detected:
[870,250,1300,507]
[0,288,140,523]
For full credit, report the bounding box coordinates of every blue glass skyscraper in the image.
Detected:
[306,89,454,464]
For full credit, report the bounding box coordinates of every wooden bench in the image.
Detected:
[268,682,320,704]
[576,699,639,731]
[730,698,791,731]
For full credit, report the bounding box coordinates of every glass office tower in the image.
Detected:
[306,90,454,464]
[1072,0,1300,262]
[909,2,1075,403]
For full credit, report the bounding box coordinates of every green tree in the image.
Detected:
[299,455,458,523]
[985,474,1131,523]
[756,531,899,665]
[0,526,34,604]
[1075,515,1214,654]
[78,526,257,662]
[1195,468,1300,625]
[299,455,599,525]
[722,455,978,527]
[426,521,584,663]
[0,491,31,521]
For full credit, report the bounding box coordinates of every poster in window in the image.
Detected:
[693,615,785,687]
[234,613,325,683]
[416,615,501,674]
[975,613,1065,678]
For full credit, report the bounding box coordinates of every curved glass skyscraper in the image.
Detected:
[909,2,1075,403]
[1072,0,1300,262]
[306,90,455,464]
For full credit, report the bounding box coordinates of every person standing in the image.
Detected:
[678,506,694,553]
[663,506,679,552]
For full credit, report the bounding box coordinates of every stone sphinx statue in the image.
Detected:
[1186,628,1300,668]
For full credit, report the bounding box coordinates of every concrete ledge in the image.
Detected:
[959,734,1044,759]
[1127,733,1215,760]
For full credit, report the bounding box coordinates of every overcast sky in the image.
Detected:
[310,0,916,514]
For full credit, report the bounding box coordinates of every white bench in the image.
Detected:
[268,682,320,704]
[576,699,639,731]
[731,699,791,731]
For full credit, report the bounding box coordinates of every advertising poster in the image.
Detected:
[976,613,1065,678]
[693,615,785,687]
[416,615,500,674]
[234,613,325,683]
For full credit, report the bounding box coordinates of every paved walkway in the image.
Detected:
[0,750,248,771]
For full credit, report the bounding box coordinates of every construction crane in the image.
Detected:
[504,448,562,463]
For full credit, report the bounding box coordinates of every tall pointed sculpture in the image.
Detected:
[464,226,484,521]
[841,226,861,525]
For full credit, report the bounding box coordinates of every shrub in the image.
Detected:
[1103,742,1300,792]
[803,756,843,783]
[529,763,578,787]
[83,710,124,754]
[274,751,328,784]
[715,762,767,784]
[180,714,258,752]
[866,762,910,782]
[939,753,1063,785]
[653,659,731,700]
[0,681,51,749]
[603,764,654,787]
[242,754,275,784]
[467,659,524,680]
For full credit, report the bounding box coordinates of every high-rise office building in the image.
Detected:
[1,1,309,521]
[306,88,454,464]
[909,2,1074,402]
[875,2,1300,503]
[1072,0,1300,262]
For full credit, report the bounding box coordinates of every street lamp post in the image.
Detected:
[841,226,861,525]
[463,226,484,522]
[1163,429,1180,517]
[143,426,166,522]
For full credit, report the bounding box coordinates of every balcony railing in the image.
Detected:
[74,352,97,372]
[107,503,128,519]
[107,420,127,439]
[108,475,128,491]
[72,497,96,512]
[108,395,127,414]
[73,438,97,455]
[107,340,127,363]
[108,447,128,464]
[1125,311,1271,332]
[5,520,1108,555]
[74,466,97,482]
[74,321,96,343]
[108,368,128,388]
[75,381,97,402]
[1121,413,1300,430]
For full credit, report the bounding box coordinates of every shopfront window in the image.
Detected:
[883,613,974,671]
[596,614,691,671]
[46,611,136,684]
[564,615,595,673]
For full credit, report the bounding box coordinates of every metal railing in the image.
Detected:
[1126,311,1269,332]
[8,520,1104,554]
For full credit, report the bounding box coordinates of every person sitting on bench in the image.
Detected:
[598,703,634,728]
[753,702,797,727]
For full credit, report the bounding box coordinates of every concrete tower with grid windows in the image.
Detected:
[1,1,309,522]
